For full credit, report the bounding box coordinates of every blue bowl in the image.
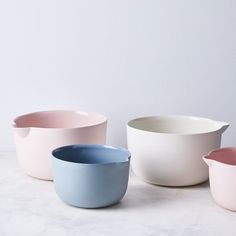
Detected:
[52,144,131,208]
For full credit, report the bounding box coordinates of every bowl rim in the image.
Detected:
[127,114,228,136]
[204,147,236,167]
[52,144,131,165]
[13,110,107,130]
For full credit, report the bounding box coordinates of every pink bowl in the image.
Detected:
[13,110,107,180]
[203,147,236,211]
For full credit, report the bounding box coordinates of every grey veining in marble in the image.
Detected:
[0,152,236,236]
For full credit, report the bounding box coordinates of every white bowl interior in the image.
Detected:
[128,116,220,134]
[14,110,106,129]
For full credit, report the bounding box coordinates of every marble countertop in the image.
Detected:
[1,152,236,236]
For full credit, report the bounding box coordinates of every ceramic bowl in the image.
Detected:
[203,147,236,211]
[127,115,229,186]
[52,144,131,208]
[13,110,107,180]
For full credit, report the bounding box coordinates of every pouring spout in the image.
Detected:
[216,121,229,134]
[12,123,30,138]
[202,155,213,167]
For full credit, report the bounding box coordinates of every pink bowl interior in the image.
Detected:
[206,147,236,166]
[14,110,107,129]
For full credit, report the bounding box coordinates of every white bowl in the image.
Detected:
[127,115,229,186]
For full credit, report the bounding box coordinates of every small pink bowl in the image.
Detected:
[203,147,236,211]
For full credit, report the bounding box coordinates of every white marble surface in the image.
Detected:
[1,152,236,236]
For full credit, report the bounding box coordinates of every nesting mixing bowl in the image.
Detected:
[52,144,131,208]
[13,110,107,180]
[127,115,229,186]
[203,147,236,211]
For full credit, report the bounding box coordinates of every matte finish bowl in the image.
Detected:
[13,110,107,180]
[203,147,236,211]
[52,144,131,208]
[127,115,229,187]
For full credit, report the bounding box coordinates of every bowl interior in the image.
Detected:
[206,148,236,166]
[128,116,219,134]
[14,110,106,129]
[52,145,130,164]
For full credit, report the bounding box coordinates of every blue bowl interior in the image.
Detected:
[52,145,130,164]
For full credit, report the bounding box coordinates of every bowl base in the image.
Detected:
[134,172,209,187]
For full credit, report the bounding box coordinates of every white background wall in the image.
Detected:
[0,0,235,150]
